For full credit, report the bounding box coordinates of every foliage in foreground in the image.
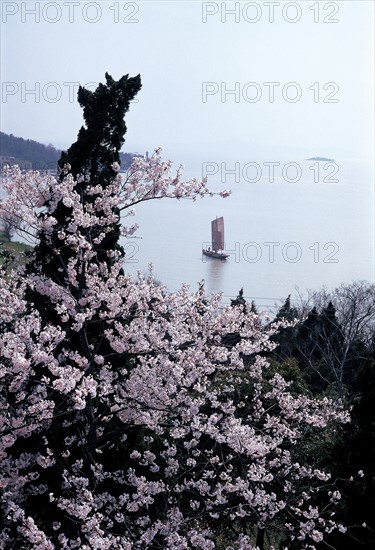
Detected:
[0,74,351,549]
[269,284,375,549]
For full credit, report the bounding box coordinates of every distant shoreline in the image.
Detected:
[307,157,335,162]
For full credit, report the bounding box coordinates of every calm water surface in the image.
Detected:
[122,157,374,310]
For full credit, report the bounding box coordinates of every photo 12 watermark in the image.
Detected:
[202,81,340,104]
[1,81,139,104]
[202,160,339,184]
[116,241,340,265]
[201,2,340,24]
[123,242,140,263]
[1,1,140,24]
[201,241,340,263]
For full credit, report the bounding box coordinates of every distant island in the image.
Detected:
[307,156,335,162]
[0,132,137,173]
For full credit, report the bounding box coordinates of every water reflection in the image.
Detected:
[203,254,228,295]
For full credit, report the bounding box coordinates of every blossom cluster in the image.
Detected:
[0,154,349,548]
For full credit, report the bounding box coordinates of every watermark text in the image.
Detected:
[202,81,339,103]
[201,2,339,24]
[1,1,139,24]
[202,241,340,263]
[202,161,339,184]
[1,81,139,104]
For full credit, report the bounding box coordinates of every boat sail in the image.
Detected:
[202,216,229,260]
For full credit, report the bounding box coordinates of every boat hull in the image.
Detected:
[202,249,229,260]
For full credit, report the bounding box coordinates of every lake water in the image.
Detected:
[122,157,374,311]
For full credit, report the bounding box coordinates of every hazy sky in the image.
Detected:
[1,0,374,164]
[1,1,374,293]
[1,1,374,164]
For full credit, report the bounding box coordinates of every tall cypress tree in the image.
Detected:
[10,74,142,540]
[230,287,247,311]
[26,72,142,322]
[272,294,299,360]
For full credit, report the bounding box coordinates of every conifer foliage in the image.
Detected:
[0,75,349,548]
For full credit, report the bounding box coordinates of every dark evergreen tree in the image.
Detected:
[322,359,375,550]
[272,294,299,361]
[230,287,247,312]
[4,74,142,542]
[58,73,140,184]
[319,301,343,345]
[26,72,141,323]
[224,288,248,347]
[275,294,298,322]
[295,302,347,395]
[298,306,319,343]
[230,289,257,314]
[225,290,260,349]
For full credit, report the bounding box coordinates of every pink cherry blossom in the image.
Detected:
[0,156,350,549]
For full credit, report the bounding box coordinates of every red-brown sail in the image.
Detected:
[211,216,225,251]
[202,216,228,259]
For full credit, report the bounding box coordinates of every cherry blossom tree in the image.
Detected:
[0,75,350,549]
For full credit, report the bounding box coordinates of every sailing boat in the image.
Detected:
[202,216,229,260]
